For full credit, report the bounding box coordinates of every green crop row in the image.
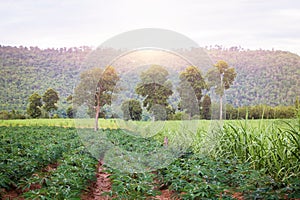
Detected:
[20,146,97,199]
[98,125,300,199]
[0,126,98,199]
[0,127,78,189]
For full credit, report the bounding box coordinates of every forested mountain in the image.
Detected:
[0,45,299,112]
[0,46,91,111]
[207,46,300,107]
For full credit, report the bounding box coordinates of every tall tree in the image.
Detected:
[27,92,42,118]
[74,66,119,130]
[178,66,207,117]
[135,65,173,120]
[121,99,142,121]
[207,60,236,120]
[42,88,59,116]
[74,67,102,117]
[94,66,119,130]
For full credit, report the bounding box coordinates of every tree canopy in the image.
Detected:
[73,67,103,117]
[178,66,207,117]
[121,99,142,121]
[135,65,173,120]
[42,88,59,113]
[94,66,119,129]
[207,60,236,119]
[27,92,42,118]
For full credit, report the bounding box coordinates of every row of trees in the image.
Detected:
[73,60,236,130]
[225,104,298,120]
[2,102,298,120]
[226,97,300,120]
[120,61,236,121]
[27,88,59,118]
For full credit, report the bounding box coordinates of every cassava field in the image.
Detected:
[0,118,299,199]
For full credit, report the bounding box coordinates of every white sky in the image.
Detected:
[1,0,300,55]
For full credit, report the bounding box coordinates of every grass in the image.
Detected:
[210,118,299,183]
[0,117,285,129]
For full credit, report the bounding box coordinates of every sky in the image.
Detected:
[1,0,300,55]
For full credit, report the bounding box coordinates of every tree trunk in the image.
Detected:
[220,95,223,120]
[95,104,100,131]
[220,73,224,120]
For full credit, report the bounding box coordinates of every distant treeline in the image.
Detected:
[225,104,298,120]
[1,104,298,120]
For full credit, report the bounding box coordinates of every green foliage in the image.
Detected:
[95,66,119,106]
[136,65,173,120]
[73,67,102,116]
[1,121,299,199]
[0,126,97,199]
[178,66,207,117]
[0,46,91,112]
[66,106,74,118]
[225,104,296,119]
[0,110,26,119]
[27,92,42,118]
[295,96,300,118]
[121,99,142,121]
[158,152,286,199]
[207,47,299,107]
[207,60,236,120]
[212,119,300,183]
[42,88,59,113]
[0,45,299,113]
[207,60,236,97]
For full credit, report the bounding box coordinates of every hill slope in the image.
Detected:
[0,45,299,112]
[207,47,300,106]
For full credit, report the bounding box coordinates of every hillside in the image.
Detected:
[207,47,300,106]
[0,45,299,112]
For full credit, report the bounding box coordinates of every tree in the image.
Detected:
[121,99,142,121]
[178,66,207,117]
[66,95,74,118]
[94,66,119,130]
[202,95,211,119]
[74,67,102,117]
[66,106,74,118]
[207,60,236,120]
[73,66,119,130]
[135,65,173,120]
[27,92,42,118]
[42,88,59,116]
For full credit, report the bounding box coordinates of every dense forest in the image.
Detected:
[0,45,299,116]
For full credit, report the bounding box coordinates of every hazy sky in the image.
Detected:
[1,0,300,55]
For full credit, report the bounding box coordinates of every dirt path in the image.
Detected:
[81,160,112,200]
[81,161,179,200]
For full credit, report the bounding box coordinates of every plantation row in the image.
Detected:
[1,103,298,120]
[102,123,300,199]
[0,127,97,199]
[1,119,300,199]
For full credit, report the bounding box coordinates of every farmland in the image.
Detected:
[0,118,299,199]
